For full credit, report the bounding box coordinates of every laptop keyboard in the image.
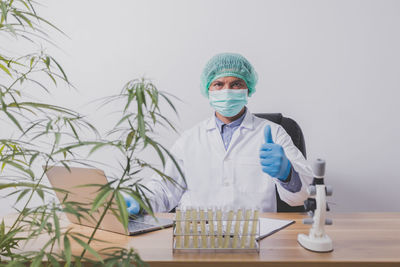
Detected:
[128,221,153,232]
[128,216,173,234]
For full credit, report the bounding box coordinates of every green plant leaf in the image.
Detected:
[9,102,77,116]
[125,131,134,148]
[55,132,61,146]
[13,10,33,28]
[115,191,128,231]
[88,142,107,156]
[71,235,103,263]
[115,113,132,127]
[44,56,50,68]
[5,23,16,35]
[155,112,178,133]
[36,188,44,200]
[53,208,61,243]
[31,251,44,267]
[47,253,61,267]
[3,108,23,132]
[0,2,7,24]
[1,160,34,179]
[46,71,57,85]
[145,137,165,166]
[91,187,112,213]
[66,119,79,140]
[63,235,72,267]
[16,188,30,203]
[51,56,69,82]
[0,63,12,77]
[28,152,39,166]
[20,10,66,35]
[30,55,36,67]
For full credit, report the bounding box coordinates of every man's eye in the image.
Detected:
[232,82,241,87]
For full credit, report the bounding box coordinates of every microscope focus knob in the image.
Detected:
[304,198,317,212]
[325,218,333,225]
[303,218,314,225]
[313,159,326,177]
[325,185,333,196]
[307,185,316,196]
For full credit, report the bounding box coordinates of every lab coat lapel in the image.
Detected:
[205,115,227,157]
[225,109,255,155]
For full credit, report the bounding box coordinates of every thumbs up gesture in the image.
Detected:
[124,195,140,215]
[259,125,292,182]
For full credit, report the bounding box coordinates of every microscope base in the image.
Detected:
[297,233,333,252]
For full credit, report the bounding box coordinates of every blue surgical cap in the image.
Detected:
[200,53,258,98]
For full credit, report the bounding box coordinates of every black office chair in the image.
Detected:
[254,113,306,212]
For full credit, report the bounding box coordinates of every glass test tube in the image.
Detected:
[216,209,223,248]
[232,209,242,248]
[184,208,191,248]
[241,209,252,248]
[223,210,234,248]
[200,209,207,248]
[249,210,259,248]
[191,209,198,248]
[175,209,182,248]
[208,208,215,248]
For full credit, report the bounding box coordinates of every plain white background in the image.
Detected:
[1,0,400,215]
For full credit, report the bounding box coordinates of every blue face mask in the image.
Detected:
[209,89,248,117]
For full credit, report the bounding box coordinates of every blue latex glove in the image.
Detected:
[123,195,140,215]
[259,125,292,181]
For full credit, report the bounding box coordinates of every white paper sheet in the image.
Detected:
[256,217,295,240]
[209,217,295,240]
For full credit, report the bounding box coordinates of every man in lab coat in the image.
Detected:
[126,53,313,213]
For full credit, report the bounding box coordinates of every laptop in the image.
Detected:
[44,166,173,235]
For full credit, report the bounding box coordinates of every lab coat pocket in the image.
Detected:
[234,157,268,193]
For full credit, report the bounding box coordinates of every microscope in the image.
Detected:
[297,159,333,252]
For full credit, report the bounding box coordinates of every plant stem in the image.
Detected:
[5,58,36,94]
[9,143,56,232]
[79,157,130,259]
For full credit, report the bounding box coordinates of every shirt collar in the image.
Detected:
[206,107,254,131]
[215,107,247,133]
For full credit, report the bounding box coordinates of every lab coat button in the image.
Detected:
[224,182,230,186]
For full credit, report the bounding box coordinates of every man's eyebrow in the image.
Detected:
[230,79,245,83]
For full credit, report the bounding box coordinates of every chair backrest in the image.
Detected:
[254,113,306,212]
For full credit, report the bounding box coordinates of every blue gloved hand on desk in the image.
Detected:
[124,195,140,215]
[259,125,292,182]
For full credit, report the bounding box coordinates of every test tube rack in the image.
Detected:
[173,208,260,253]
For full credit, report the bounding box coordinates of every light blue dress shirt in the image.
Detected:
[214,108,302,193]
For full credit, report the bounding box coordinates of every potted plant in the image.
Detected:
[0,1,182,265]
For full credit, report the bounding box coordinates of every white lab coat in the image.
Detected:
[145,108,313,212]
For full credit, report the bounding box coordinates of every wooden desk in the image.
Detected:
[5,212,400,266]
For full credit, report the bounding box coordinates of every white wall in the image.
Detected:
[2,0,400,214]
